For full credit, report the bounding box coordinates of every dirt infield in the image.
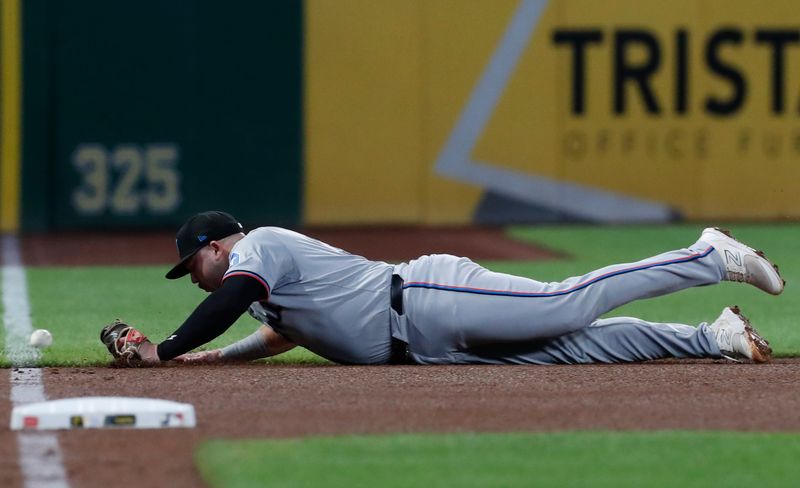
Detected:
[1,361,799,487]
[20,226,558,266]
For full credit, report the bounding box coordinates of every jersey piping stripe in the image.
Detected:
[223,270,271,296]
[402,246,715,297]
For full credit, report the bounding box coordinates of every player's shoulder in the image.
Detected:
[235,226,303,251]
[245,226,303,241]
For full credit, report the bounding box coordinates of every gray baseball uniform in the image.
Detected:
[224,226,725,365]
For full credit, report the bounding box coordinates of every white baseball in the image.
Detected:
[29,329,53,348]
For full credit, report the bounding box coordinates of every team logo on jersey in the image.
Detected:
[229,252,240,266]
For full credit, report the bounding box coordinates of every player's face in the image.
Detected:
[186,244,228,292]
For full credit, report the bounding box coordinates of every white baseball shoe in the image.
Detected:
[709,306,772,363]
[700,227,785,295]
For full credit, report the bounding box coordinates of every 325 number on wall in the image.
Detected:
[71,143,181,215]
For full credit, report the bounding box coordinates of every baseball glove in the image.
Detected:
[100,319,151,366]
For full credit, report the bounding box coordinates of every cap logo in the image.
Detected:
[197,235,208,242]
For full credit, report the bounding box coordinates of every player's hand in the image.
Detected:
[173,349,223,364]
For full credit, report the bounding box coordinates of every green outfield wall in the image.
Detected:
[15,0,302,231]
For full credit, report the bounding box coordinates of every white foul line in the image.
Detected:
[2,235,70,488]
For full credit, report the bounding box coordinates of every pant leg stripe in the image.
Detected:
[403,246,714,298]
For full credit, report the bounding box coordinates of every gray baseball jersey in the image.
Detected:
[225,227,395,364]
[224,227,726,364]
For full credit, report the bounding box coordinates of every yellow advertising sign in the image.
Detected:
[305,0,800,223]
[1,0,22,232]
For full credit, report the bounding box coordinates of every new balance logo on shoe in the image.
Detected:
[724,250,742,266]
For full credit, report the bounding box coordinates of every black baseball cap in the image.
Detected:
[165,211,244,279]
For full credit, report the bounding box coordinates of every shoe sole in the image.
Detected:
[709,227,786,295]
[726,305,773,363]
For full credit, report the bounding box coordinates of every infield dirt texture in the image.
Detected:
[1,226,799,487]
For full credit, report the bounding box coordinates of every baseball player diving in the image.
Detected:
[101,211,784,366]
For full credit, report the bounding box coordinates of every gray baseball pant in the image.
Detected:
[391,239,725,364]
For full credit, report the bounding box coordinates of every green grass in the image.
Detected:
[1,224,797,366]
[196,431,800,488]
[3,225,798,486]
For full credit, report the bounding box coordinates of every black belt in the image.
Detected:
[389,274,412,364]
[390,273,404,315]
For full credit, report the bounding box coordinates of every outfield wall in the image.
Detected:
[2,0,800,231]
[7,0,303,231]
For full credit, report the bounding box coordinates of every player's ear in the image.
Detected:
[209,241,222,255]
